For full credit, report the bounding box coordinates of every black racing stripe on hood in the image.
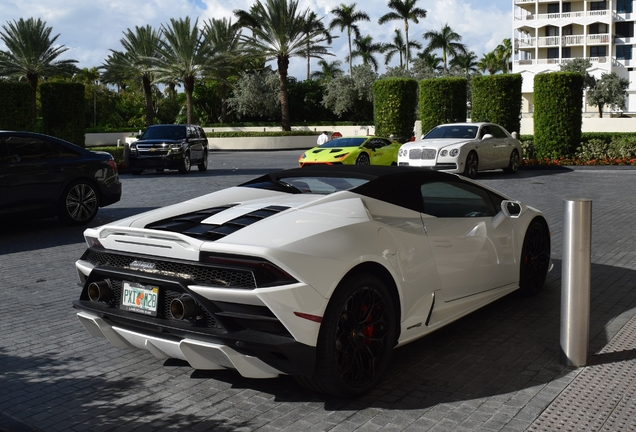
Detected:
[146,205,290,241]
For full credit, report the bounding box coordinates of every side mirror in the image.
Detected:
[481,134,494,140]
[501,200,523,218]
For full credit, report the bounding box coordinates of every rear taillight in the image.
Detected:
[107,159,118,172]
[200,252,297,288]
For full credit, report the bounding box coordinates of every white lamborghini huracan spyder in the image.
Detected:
[73,166,551,397]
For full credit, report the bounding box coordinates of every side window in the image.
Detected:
[420,181,497,217]
[186,126,195,138]
[4,136,57,163]
[52,142,81,158]
[198,127,206,138]
[489,125,508,138]
[480,126,492,138]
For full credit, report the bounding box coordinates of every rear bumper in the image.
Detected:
[76,311,305,378]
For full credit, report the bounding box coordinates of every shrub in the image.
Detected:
[373,78,418,139]
[533,72,583,158]
[471,74,523,135]
[419,77,467,134]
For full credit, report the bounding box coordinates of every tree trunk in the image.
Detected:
[598,105,603,118]
[142,75,154,127]
[184,76,195,124]
[278,56,291,131]
[404,20,410,71]
[220,81,227,124]
[27,73,38,128]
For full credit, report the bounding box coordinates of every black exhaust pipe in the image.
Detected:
[87,280,113,302]
[170,295,199,320]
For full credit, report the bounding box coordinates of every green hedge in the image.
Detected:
[373,78,418,139]
[471,74,522,135]
[419,77,467,134]
[40,82,86,146]
[533,72,583,158]
[0,82,34,131]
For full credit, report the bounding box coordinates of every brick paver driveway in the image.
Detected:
[1,151,635,431]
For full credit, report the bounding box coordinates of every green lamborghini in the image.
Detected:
[299,136,402,167]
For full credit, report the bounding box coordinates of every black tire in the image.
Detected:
[57,180,99,225]
[178,152,191,174]
[197,150,208,172]
[296,273,397,397]
[131,170,143,175]
[355,153,370,165]
[519,219,551,296]
[463,151,478,179]
[503,149,520,174]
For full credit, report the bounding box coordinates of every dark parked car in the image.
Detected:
[128,124,208,174]
[0,131,122,225]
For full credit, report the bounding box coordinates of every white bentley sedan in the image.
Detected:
[398,122,523,178]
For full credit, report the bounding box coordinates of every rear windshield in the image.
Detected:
[140,126,186,140]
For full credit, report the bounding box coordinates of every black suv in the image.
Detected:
[129,124,208,174]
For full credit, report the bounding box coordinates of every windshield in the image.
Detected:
[319,137,367,148]
[140,126,186,140]
[424,125,478,140]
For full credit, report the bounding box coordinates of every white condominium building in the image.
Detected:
[513,0,636,116]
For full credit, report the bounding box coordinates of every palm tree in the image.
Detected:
[152,17,213,125]
[203,18,243,123]
[234,0,331,131]
[73,67,100,127]
[310,59,344,82]
[417,51,444,74]
[301,12,334,80]
[0,17,78,122]
[377,0,427,71]
[100,51,132,92]
[477,51,502,75]
[382,28,422,68]
[450,51,478,76]
[114,25,162,126]
[329,3,370,75]
[495,38,513,73]
[348,35,385,71]
[422,23,467,73]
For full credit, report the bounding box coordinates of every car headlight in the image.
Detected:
[449,149,459,157]
[129,144,138,155]
[440,150,448,157]
[169,143,184,152]
[300,153,306,160]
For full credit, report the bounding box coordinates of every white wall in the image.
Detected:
[520,117,636,135]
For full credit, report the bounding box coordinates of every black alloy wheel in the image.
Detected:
[356,153,370,165]
[463,151,479,179]
[296,273,397,397]
[198,150,208,171]
[519,219,551,296]
[58,181,99,225]
[179,152,191,174]
[503,149,520,174]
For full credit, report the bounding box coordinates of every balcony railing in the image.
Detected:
[515,34,609,49]
[515,10,609,22]
[514,56,610,67]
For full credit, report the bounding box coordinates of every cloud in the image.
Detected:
[0,0,511,78]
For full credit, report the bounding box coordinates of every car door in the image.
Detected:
[419,179,518,301]
[476,125,499,170]
[186,126,202,162]
[486,125,512,167]
[366,138,395,165]
[0,135,70,215]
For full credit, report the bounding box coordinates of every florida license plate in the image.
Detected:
[121,281,159,316]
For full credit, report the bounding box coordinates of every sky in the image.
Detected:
[0,0,513,80]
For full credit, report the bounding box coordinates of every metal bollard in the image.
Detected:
[560,198,592,367]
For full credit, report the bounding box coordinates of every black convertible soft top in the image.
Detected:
[239,165,470,213]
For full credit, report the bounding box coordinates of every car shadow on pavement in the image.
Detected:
[120,168,287,178]
[184,258,636,411]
